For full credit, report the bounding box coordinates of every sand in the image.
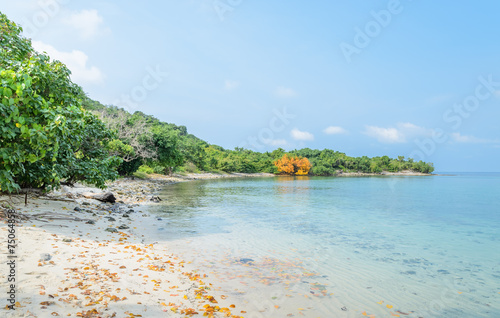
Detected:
[0,173,272,318]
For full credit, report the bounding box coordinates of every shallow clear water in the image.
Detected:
[149,174,500,317]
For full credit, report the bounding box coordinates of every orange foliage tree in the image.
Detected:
[274,154,312,175]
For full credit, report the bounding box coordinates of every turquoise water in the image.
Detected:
[149,174,500,317]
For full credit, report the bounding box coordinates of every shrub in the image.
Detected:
[183,162,198,173]
[153,165,166,174]
[137,165,154,174]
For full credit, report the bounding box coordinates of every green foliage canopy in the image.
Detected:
[0,12,121,192]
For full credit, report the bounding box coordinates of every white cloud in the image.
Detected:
[450,133,499,144]
[63,9,107,39]
[224,80,240,90]
[290,128,314,141]
[267,139,287,146]
[364,122,434,143]
[323,126,347,135]
[397,122,433,137]
[364,126,405,143]
[32,41,104,84]
[275,86,297,98]
[365,124,500,146]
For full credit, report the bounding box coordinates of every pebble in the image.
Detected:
[74,207,81,212]
[118,224,129,230]
[150,195,162,202]
[237,258,255,265]
[40,253,51,261]
[86,220,95,225]
[105,228,118,233]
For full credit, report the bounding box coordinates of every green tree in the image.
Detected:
[0,12,120,192]
[152,124,183,175]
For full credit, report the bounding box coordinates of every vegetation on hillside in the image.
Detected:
[85,99,434,176]
[0,12,434,193]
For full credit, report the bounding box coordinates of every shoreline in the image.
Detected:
[0,170,430,317]
[334,170,433,177]
[0,172,274,317]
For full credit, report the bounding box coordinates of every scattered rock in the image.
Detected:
[118,224,129,230]
[74,207,81,212]
[157,217,162,221]
[122,214,129,218]
[86,220,95,225]
[62,238,72,243]
[149,195,162,202]
[40,253,51,261]
[82,192,116,203]
[105,228,118,233]
[82,202,90,206]
[106,217,116,222]
[128,209,134,213]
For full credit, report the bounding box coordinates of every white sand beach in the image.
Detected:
[0,173,272,318]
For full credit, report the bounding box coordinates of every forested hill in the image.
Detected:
[82,98,434,176]
[0,12,433,193]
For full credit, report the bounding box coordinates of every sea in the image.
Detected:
[147,173,500,317]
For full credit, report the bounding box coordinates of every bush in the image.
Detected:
[118,158,142,176]
[183,162,198,173]
[153,165,166,174]
[137,165,154,174]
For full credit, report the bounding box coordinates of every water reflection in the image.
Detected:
[149,177,319,240]
[273,176,312,196]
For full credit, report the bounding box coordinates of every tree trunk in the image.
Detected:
[165,167,173,176]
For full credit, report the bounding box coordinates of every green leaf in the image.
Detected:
[28,153,38,163]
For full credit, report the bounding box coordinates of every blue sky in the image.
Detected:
[2,1,500,172]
